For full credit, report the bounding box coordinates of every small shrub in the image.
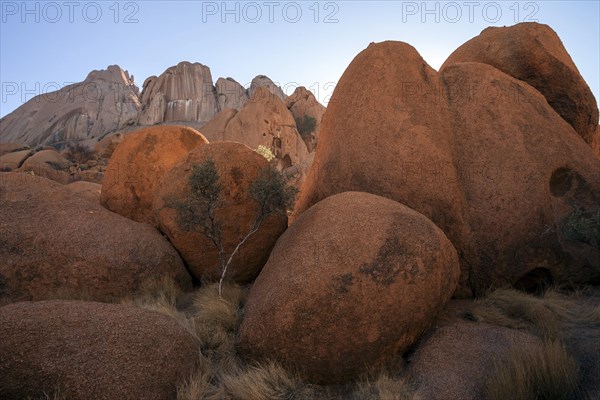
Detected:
[64,143,96,165]
[561,206,600,248]
[295,114,317,138]
[255,145,276,162]
[171,159,297,295]
[486,340,581,400]
[221,362,311,400]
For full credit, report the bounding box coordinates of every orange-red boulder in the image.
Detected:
[408,320,542,400]
[153,141,288,283]
[293,40,470,291]
[294,39,600,297]
[441,62,600,295]
[20,149,71,184]
[442,22,599,147]
[0,301,198,400]
[0,149,32,171]
[100,125,208,224]
[239,192,460,383]
[0,174,191,303]
[285,87,326,152]
[0,143,29,157]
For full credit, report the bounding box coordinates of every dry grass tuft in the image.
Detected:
[221,362,312,400]
[465,287,600,341]
[486,340,581,400]
[352,372,419,400]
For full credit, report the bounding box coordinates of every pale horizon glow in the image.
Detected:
[1,1,598,118]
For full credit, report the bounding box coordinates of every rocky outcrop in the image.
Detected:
[153,141,288,283]
[215,77,248,111]
[442,23,599,147]
[0,143,29,157]
[199,108,238,142]
[441,62,600,295]
[293,41,468,274]
[0,301,198,400]
[0,65,140,149]
[294,38,600,297]
[0,173,192,303]
[100,125,208,225]
[20,149,71,184]
[285,87,326,151]
[239,192,460,383]
[204,86,308,168]
[249,75,286,102]
[0,149,33,171]
[138,62,217,125]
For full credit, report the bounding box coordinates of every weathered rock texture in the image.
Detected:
[0,173,191,303]
[443,22,599,148]
[153,141,288,283]
[0,301,198,400]
[138,62,217,125]
[202,86,308,168]
[294,36,600,297]
[285,87,326,151]
[216,77,249,111]
[0,65,140,148]
[239,192,460,383]
[100,125,208,224]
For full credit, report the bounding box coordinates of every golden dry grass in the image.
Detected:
[466,287,600,341]
[352,372,419,400]
[469,287,600,400]
[486,340,581,400]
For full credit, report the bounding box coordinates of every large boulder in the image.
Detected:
[285,87,326,152]
[293,41,469,289]
[407,320,542,400]
[0,65,139,149]
[100,125,208,224]
[0,143,29,157]
[0,300,198,400]
[138,61,217,125]
[0,149,33,171]
[294,39,600,297]
[239,192,460,383]
[153,141,288,283]
[202,86,308,168]
[0,174,191,303]
[441,62,600,295]
[20,150,72,184]
[21,149,70,171]
[442,22,599,147]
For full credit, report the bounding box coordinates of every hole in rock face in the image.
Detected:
[281,155,292,169]
[550,167,574,197]
[513,268,553,295]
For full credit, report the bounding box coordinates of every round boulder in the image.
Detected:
[153,141,288,283]
[100,125,208,224]
[0,173,192,303]
[0,300,199,400]
[238,191,460,383]
[442,22,599,146]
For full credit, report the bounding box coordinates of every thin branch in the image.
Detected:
[218,217,264,296]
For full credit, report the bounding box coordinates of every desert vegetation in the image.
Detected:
[466,287,600,400]
[170,159,297,295]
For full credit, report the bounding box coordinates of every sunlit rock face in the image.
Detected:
[138,61,217,125]
[0,65,140,149]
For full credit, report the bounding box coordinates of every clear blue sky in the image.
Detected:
[1,1,598,117]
